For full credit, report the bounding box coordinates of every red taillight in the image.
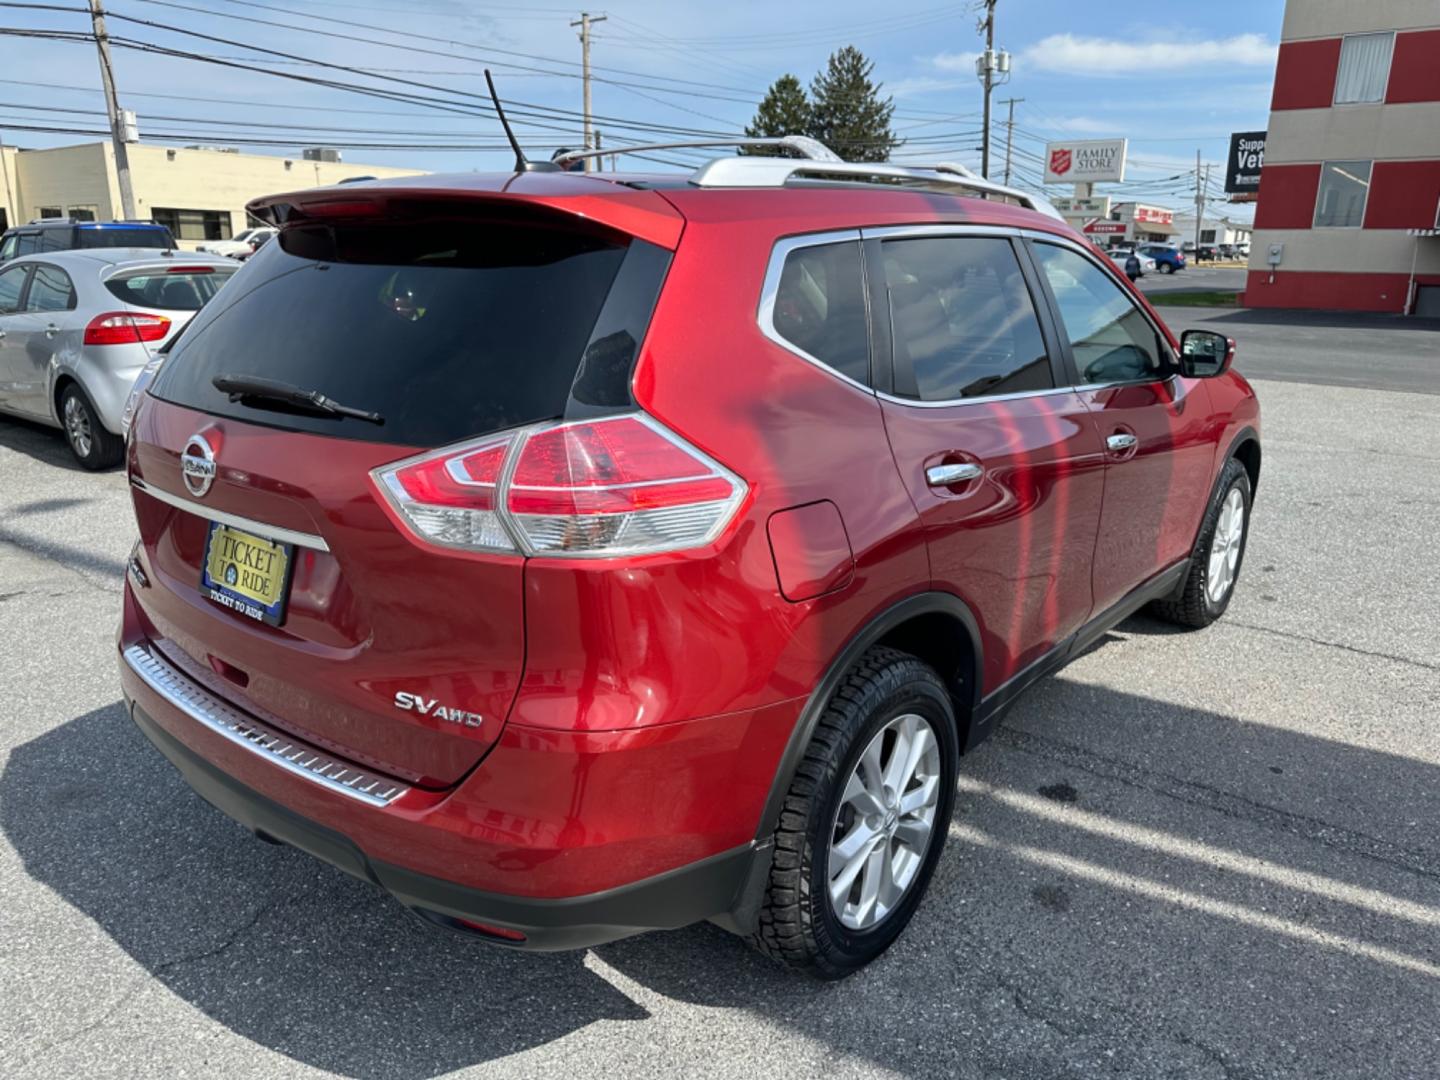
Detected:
[164,265,215,274]
[373,414,745,558]
[83,311,172,346]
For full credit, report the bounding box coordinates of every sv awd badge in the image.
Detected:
[394,692,484,729]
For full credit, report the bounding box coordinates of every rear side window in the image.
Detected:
[151,212,667,447]
[38,230,70,252]
[77,227,172,250]
[105,268,235,311]
[768,240,869,385]
[24,265,75,312]
[881,236,1052,401]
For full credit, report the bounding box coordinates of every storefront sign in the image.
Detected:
[1044,139,1128,183]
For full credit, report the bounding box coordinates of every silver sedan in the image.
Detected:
[0,248,236,468]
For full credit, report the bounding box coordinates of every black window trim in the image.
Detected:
[1019,232,1179,390]
[861,223,1072,408]
[756,229,877,396]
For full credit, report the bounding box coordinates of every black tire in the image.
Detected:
[1159,262,1174,274]
[1150,457,1252,628]
[59,382,124,470]
[750,646,958,979]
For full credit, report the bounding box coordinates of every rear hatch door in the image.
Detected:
[129,191,679,787]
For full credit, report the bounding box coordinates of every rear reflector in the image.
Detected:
[84,311,172,346]
[373,414,745,558]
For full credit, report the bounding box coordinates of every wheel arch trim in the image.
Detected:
[752,590,982,844]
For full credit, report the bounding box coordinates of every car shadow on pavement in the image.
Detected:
[0,415,98,472]
[5,679,1439,1078]
[0,702,647,1079]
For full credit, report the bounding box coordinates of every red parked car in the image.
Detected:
[118,146,1259,978]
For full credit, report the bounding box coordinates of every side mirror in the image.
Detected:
[1179,329,1235,378]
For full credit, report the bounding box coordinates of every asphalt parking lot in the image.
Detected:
[2,324,1438,1078]
[1136,264,1247,295]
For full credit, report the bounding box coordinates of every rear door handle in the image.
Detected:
[926,462,983,487]
[1106,433,1138,452]
[44,324,59,338]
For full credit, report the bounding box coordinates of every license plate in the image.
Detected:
[200,521,294,627]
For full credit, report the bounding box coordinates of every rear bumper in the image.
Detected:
[127,697,759,950]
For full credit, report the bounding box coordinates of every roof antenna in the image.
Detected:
[485,69,557,173]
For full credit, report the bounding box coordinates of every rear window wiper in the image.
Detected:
[211,374,385,425]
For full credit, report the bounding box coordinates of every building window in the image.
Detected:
[152,207,233,241]
[37,206,63,219]
[1313,160,1372,228]
[68,206,97,222]
[1334,32,1394,104]
[1201,229,1216,243]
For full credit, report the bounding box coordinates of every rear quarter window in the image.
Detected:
[105,269,235,310]
[766,239,870,385]
[150,211,668,447]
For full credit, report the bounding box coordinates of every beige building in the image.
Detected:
[0,141,425,247]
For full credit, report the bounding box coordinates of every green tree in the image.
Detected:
[742,74,812,155]
[807,46,900,163]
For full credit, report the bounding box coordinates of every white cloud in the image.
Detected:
[930,51,980,73]
[886,75,968,99]
[1020,33,1277,76]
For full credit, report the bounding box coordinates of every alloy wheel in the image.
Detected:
[1206,487,1246,604]
[64,394,92,460]
[828,712,942,931]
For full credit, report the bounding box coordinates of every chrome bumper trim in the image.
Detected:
[130,478,330,552]
[121,643,406,807]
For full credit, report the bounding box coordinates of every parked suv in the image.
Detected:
[119,149,1260,977]
[1137,243,1186,274]
[0,218,175,263]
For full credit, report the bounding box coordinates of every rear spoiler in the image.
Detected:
[246,175,686,250]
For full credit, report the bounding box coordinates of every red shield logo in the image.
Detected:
[1049,148,1072,176]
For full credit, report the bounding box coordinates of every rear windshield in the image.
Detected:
[149,211,668,447]
[76,227,173,249]
[105,268,236,310]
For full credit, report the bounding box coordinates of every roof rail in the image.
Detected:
[552,136,842,167]
[690,156,1064,220]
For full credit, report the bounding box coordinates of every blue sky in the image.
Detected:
[0,1,1284,220]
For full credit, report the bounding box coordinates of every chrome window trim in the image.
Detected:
[875,384,1078,410]
[121,643,407,807]
[130,477,331,551]
[756,229,876,397]
[859,223,1021,242]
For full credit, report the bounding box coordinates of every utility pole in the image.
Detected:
[87,0,136,220]
[979,1,996,179]
[972,1,1010,180]
[1193,148,1204,256]
[1000,96,1023,185]
[571,11,607,174]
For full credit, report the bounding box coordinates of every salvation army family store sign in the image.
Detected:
[1044,138,1128,184]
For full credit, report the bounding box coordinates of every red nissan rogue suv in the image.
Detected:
[119,143,1259,978]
